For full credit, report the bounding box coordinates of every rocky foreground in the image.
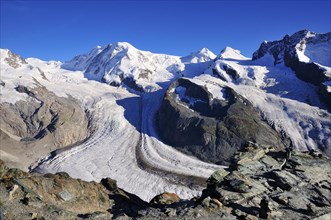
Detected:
[1,144,330,220]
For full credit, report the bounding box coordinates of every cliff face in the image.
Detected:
[253,30,331,108]
[1,145,330,220]
[0,85,90,170]
[157,78,287,165]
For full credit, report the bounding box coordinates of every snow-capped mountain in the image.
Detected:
[253,29,331,67]
[253,30,331,84]
[62,42,216,92]
[181,48,216,63]
[0,49,28,69]
[1,29,330,202]
[252,29,331,108]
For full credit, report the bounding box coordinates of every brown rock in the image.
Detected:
[150,192,181,206]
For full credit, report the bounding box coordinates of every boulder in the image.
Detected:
[150,192,181,206]
[207,168,230,185]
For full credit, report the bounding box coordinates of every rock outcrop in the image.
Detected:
[199,145,331,220]
[320,82,331,108]
[150,192,181,207]
[2,50,28,69]
[0,85,90,170]
[157,78,287,165]
[0,160,148,220]
[1,146,330,219]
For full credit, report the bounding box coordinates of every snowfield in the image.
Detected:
[1,35,330,201]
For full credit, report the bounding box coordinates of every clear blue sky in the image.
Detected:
[1,0,330,61]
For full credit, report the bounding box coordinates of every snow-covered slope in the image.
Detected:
[1,30,330,202]
[202,32,331,155]
[181,48,216,63]
[253,30,331,83]
[62,42,216,92]
[62,42,184,91]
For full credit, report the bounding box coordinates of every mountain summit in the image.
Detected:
[253,29,331,67]
[181,48,216,63]
[63,42,217,92]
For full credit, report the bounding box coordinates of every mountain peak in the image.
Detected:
[110,41,136,51]
[290,29,315,39]
[181,48,216,63]
[0,48,27,68]
[199,47,213,54]
[218,47,247,60]
[252,29,330,67]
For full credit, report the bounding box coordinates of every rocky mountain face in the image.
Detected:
[1,85,89,144]
[62,42,216,92]
[0,50,90,171]
[157,78,287,165]
[63,42,180,92]
[2,49,28,69]
[253,30,331,108]
[1,146,330,219]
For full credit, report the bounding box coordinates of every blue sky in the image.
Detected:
[1,0,330,61]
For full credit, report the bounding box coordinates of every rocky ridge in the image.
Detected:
[252,30,331,108]
[1,49,28,69]
[0,81,90,171]
[1,145,330,219]
[62,42,216,92]
[62,42,185,92]
[157,78,287,165]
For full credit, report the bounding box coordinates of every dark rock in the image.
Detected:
[227,178,251,193]
[319,83,331,109]
[223,64,239,80]
[121,76,144,93]
[259,197,272,219]
[252,30,331,108]
[56,172,71,179]
[270,170,300,191]
[157,78,286,164]
[77,211,110,219]
[101,178,118,191]
[113,213,131,220]
[284,53,330,85]
[207,169,230,185]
